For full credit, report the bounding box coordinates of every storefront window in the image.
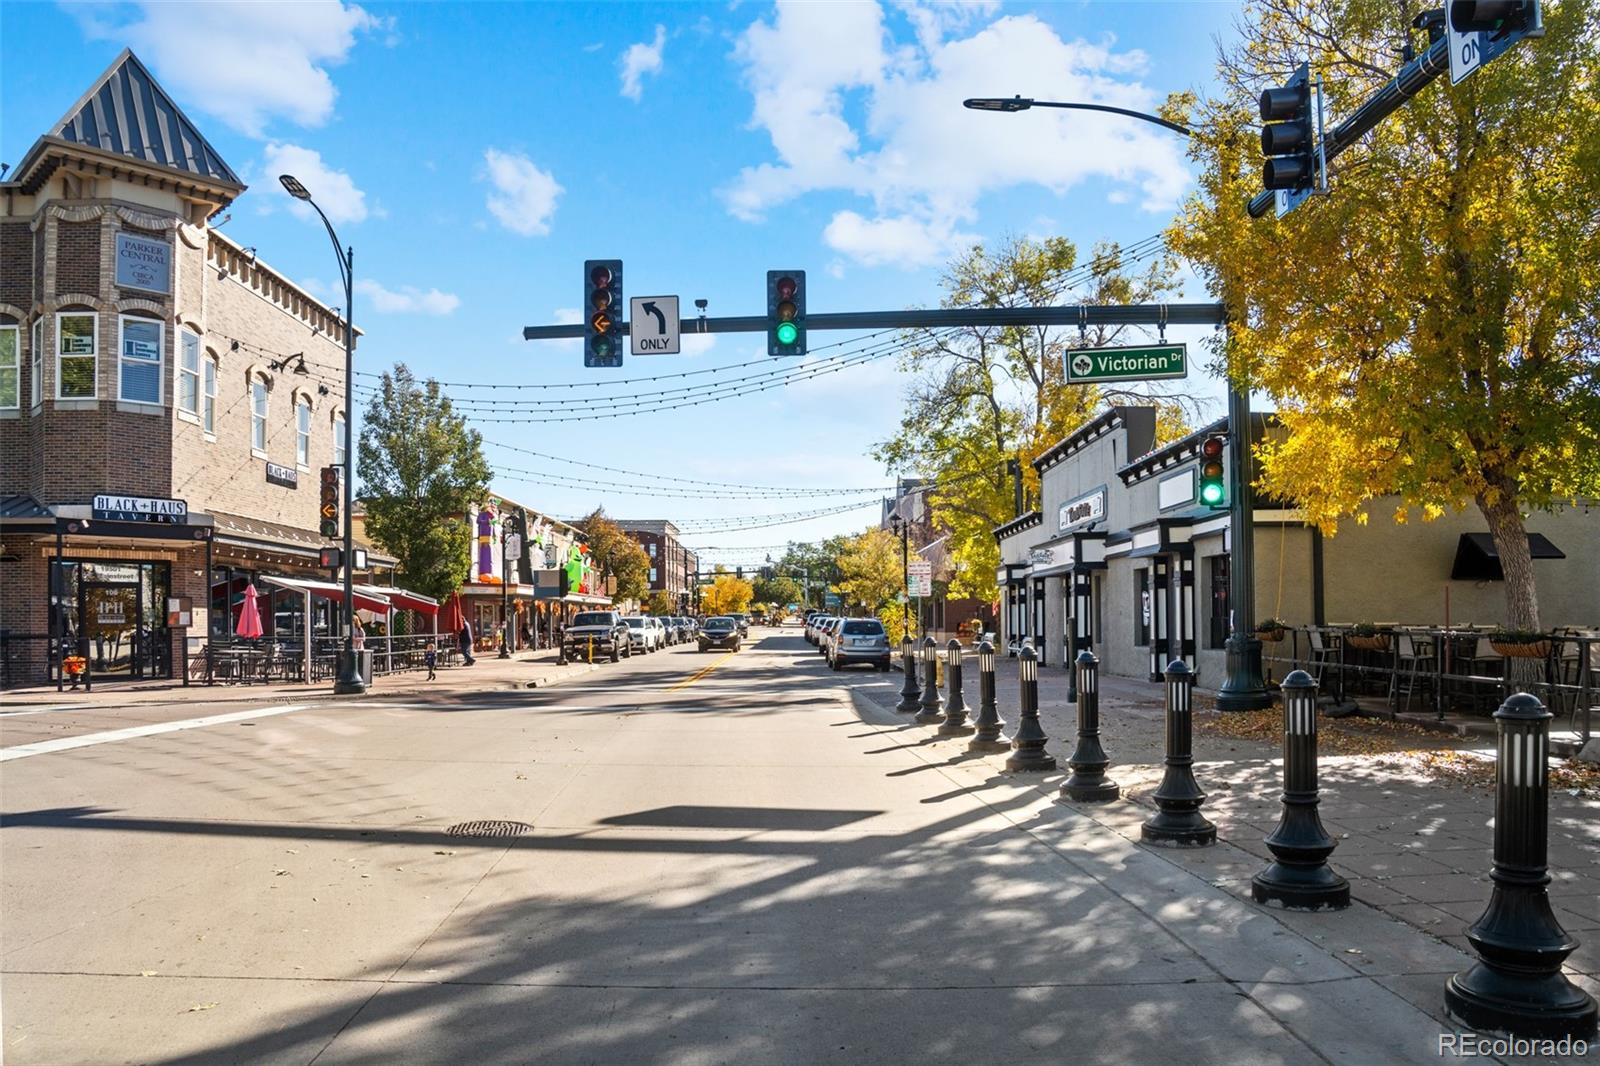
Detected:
[1207,556,1230,650]
[1133,567,1150,647]
[0,325,18,409]
[119,316,163,403]
[56,312,97,399]
[51,559,171,680]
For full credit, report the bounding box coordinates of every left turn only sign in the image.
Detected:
[629,295,680,355]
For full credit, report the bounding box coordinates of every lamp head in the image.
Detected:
[963,96,1032,112]
[278,174,311,201]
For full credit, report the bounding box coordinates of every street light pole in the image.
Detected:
[280,172,363,696]
[960,96,1270,710]
[498,510,511,659]
[891,513,910,639]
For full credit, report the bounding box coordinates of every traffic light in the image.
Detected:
[319,547,343,569]
[1198,435,1228,510]
[584,259,623,368]
[766,270,806,356]
[1259,63,1316,193]
[736,566,744,581]
[1449,0,1536,33]
[319,465,339,538]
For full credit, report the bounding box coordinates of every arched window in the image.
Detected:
[296,394,312,467]
[250,373,269,455]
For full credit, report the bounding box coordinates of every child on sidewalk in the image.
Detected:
[425,641,437,681]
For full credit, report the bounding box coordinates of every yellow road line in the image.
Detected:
[670,649,738,690]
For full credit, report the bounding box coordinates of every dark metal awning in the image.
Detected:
[1450,532,1565,581]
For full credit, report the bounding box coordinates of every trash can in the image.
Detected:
[357,649,373,686]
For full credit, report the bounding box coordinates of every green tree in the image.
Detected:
[777,536,853,606]
[645,590,676,616]
[357,364,491,602]
[752,574,803,609]
[574,509,650,603]
[1166,0,1600,642]
[876,236,1195,602]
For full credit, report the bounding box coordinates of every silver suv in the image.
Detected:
[829,618,891,671]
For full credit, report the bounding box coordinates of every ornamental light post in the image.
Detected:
[959,97,1270,712]
[890,511,911,639]
[280,172,363,696]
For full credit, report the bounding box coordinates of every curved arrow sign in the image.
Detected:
[630,295,680,355]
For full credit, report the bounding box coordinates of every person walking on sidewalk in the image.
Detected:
[424,641,437,681]
[458,620,476,666]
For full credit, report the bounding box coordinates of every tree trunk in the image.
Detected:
[1476,483,1542,691]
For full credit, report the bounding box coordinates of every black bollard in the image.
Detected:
[1251,670,1349,909]
[1445,693,1598,1040]
[1062,650,1119,802]
[1005,644,1056,772]
[938,639,974,736]
[1141,660,1216,846]
[895,636,921,713]
[968,641,1009,753]
[916,636,945,724]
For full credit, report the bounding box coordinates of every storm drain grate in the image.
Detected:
[446,820,533,838]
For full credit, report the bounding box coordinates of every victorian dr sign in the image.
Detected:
[1065,342,1187,384]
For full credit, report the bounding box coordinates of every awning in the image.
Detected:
[359,586,440,615]
[258,575,393,613]
[1450,532,1565,581]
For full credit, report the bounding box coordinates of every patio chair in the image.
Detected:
[1306,627,1339,688]
[1459,637,1507,712]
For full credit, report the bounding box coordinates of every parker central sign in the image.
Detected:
[92,494,187,524]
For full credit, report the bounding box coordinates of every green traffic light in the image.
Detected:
[776,321,798,345]
[1200,482,1225,505]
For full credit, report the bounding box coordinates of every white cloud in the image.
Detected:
[354,279,460,315]
[262,142,368,223]
[75,1,382,137]
[725,3,1191,267]
[619,25,666,101]
[482,149,563,237]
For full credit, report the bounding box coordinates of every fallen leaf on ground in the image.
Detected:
[139,970,157,977]
[185,1003,218,1013]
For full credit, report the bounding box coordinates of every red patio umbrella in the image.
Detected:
[235,583,264,639]
[439,590,464,635]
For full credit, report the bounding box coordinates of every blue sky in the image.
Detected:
[2,0,1240,566]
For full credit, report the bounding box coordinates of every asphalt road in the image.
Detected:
[0,628,1539,1065]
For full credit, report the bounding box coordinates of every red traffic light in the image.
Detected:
[590,265,612,289]
[776,275,797,301]
[1201,435,1225,459]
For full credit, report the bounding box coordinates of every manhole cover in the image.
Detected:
[446,820,532,838]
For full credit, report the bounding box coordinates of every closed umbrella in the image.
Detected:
[236,583,264,639]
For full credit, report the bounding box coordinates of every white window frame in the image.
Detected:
[176,329,200,420]
[55,311,97,400]
[296,395,312,469]
[202,354,217,436]
[333,410,347,468]
[31,317,44,408]
[117,314,163,405]
[251,374,269,457]
[0,325,18,410]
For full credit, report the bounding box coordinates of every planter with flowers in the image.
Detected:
[1254,617,1289,642]
[1346,623,1392,653]
[1488,628,1552,659]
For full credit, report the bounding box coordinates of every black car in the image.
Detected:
[698,616,741,652]
[563,610,631,662]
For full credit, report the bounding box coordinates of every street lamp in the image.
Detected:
[889,512,910,638]
[958,97,1269,711]
[280,172,363,696]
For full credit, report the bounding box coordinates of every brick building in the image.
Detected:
[0,51,391,685]
[615,520,695,611]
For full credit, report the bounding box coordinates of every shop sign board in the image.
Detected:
[1058,488,1105,532]
[505,533,523,561]
[92,494,187,524]
[115,232,172,294]
[1065,342,1186,384]
[265,462,298,488]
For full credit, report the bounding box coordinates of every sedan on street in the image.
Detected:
[698,616,742,652]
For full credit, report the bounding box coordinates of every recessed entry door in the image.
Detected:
[83,582,140,677]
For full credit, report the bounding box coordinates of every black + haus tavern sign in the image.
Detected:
[92,494,188,524]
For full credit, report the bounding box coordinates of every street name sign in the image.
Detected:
[630,295,680,355]
[907,560,934,597]
[1065,342,1187,384]
[1448,4,1543,85]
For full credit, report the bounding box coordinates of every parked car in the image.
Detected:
[650,616,676,646]
[622,615,663,653]
[818,617,844,656]
[563,611,631,663]
[733,614,750,636]
[698,615,741,652]
[805,614,831,645]
[675,617,697,642]
[829,618,892,671]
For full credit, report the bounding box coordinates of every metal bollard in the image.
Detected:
[1141,660,1215,846]
[916,636,945,724]
[1005,644,1056,772]
[896,636,921,713]
[1251,670,1348,909]
[1445,693,1598,1039]
[968,641,1009,752]
[1062,651,1119,802]
[938,639,974,736]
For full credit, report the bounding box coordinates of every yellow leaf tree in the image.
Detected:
[700,574,754,616]
[1166,0,1600,638]
[832,529,911,643]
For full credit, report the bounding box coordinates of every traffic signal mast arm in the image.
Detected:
[1247,34,1449,218]
[525,302,1228,341]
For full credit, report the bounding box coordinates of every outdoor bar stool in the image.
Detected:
[1306,627,1339,688]
[1389,629,1433,713]
[1460,636,1508,712]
